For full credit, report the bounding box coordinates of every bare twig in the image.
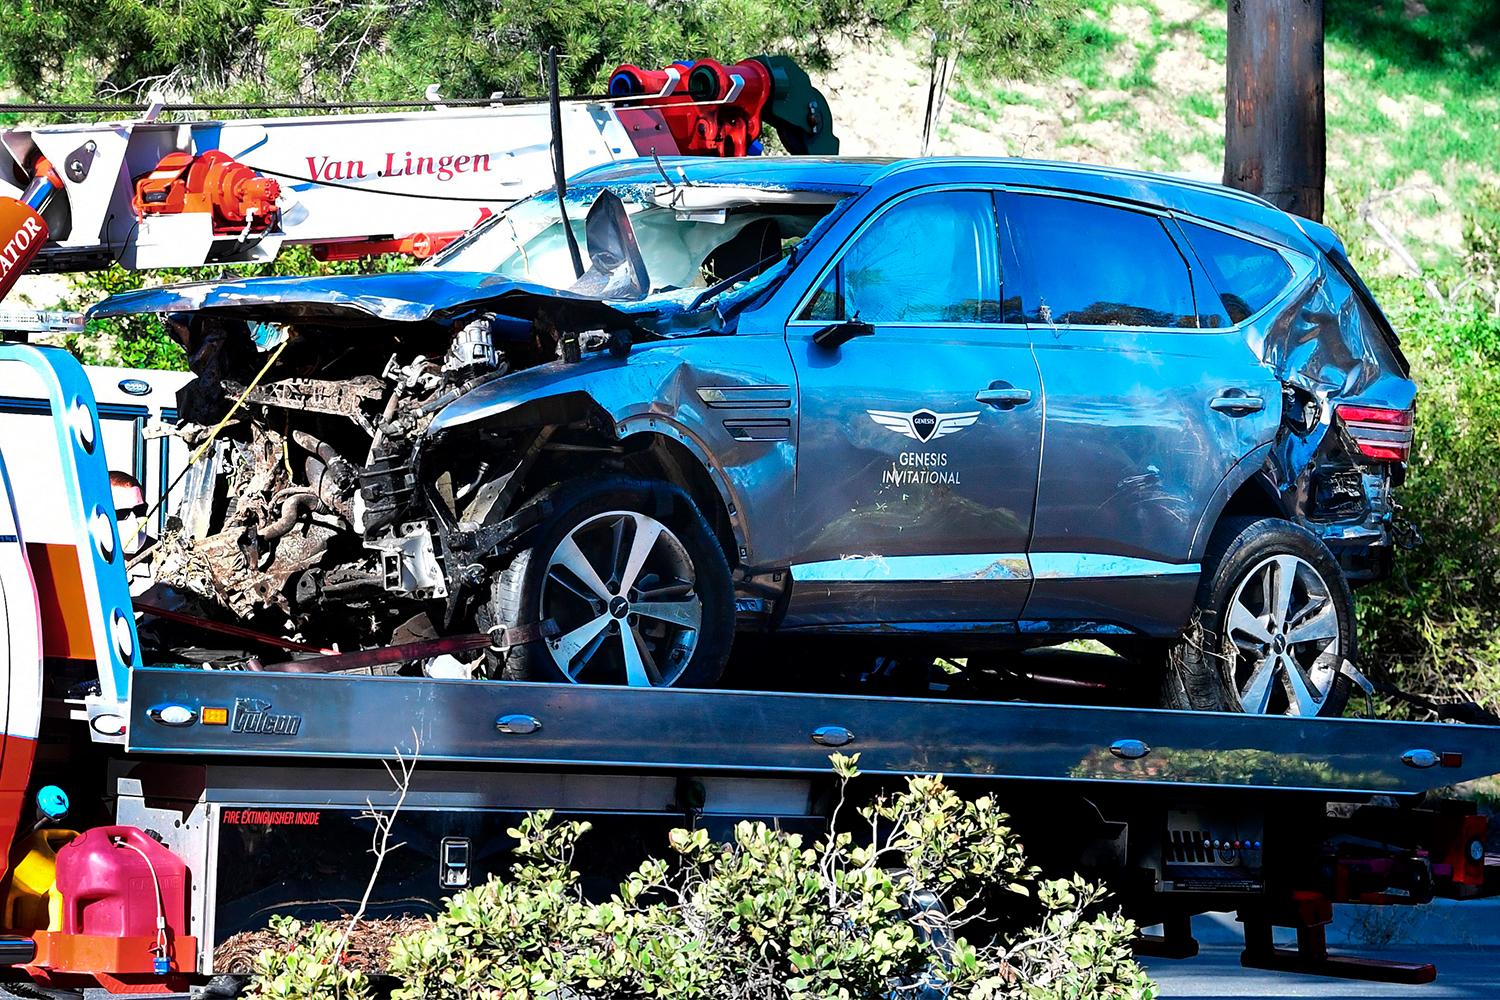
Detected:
[333,729,419,970]
[1357,194,1446,304]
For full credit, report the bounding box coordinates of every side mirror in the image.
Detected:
[813,317,874,350]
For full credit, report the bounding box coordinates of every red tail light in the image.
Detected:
[1336,404,1413,462]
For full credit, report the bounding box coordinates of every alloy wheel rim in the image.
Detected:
[541,510,701,686]
[1224,554,1343,716]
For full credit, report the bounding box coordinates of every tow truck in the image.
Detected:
[0,58,1497,998]
[5,347,1500,993]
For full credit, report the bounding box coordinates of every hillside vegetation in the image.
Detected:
[0,0,1080,111]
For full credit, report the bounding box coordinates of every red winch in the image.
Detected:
[132,149,281,235]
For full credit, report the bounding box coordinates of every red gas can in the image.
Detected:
[55,827,189,939]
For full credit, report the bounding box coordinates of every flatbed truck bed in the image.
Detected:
[120,666,1500,796]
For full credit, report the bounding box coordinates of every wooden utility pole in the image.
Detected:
[1223,0,1326,222]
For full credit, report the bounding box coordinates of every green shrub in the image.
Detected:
[249,756,1156,1000]
[250,916,371,1000]
[1356,281,1500,715]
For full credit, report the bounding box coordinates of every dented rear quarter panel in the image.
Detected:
[1252,244,1416,545]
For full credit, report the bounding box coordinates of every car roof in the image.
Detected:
[572,155,1319,253]
[569,155,893,192]
[871,157,1313,251]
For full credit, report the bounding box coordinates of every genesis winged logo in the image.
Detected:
[867,408,981,443]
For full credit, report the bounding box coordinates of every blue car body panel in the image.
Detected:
[89,270,632,325]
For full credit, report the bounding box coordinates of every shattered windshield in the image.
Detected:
[427,181,849,301]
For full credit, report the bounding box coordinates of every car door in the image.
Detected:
[783,187,1042,627]
[1001,191,1281,634]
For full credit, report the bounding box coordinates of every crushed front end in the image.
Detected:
[94,167,856,666]
[141,290,630,655]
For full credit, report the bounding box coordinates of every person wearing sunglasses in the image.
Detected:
[110,470,154,559]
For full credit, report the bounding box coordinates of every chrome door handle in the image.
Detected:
[975,387,1032,409]
[1210,394,1264,415]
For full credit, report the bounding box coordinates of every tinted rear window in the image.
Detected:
[1179,220,1293,323]
[1008,194,1197,328]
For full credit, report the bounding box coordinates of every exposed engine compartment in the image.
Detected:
[152,304,600,654]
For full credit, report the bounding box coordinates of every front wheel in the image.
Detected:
[481,477,734,687]
[1163,516,1354,717]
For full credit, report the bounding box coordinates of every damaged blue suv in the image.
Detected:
[97,156,1414,718]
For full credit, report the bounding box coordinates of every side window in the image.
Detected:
[1008,194,1197,329]
[801,190,1000,323]
[1179,220,1294,323]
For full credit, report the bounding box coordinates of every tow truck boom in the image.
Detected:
[0,54,836,273]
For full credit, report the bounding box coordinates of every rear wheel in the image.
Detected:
[482,477,734,687]
[1163,516,1353,717]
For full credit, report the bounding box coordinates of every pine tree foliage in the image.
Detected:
[0,0,1079,108]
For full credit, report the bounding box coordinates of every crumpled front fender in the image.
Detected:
[426,351,651,434]
[425,339,798,566]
